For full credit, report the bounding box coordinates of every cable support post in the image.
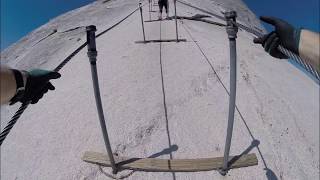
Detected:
[139,2,146,42]
[148,0,151,20]
[219,10,239,176]
[174,0,179,42]
[150,0,153,11]
[86,25,118,174]
[1,7,142,146]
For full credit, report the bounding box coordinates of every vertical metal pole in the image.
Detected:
[219,11,238,176]
[174,0,179,42]
[148,0,151,20]
[139,3,146,42]
[86,25,118,174]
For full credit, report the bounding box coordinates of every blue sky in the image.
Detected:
[1,0,319,50]
[1,0,95,50]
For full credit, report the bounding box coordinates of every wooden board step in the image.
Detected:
[82,151,258,172]
[145,19,172,22]
[135,39,187,44]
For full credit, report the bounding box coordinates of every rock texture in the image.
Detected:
[1,0,319,180]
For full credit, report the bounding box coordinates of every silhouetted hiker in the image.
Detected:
[254,16,319,71]
[0,66,61,105]
[158,0,169,20]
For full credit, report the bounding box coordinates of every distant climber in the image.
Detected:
[0,66,61,105]
[254,16,320,71]
[158,0,169,20]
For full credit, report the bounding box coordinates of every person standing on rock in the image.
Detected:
[0,66,61,105]
[158,0,169,20]
[254,16,319,71]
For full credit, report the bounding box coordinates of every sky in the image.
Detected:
[1,0,95,50]
[243,0,320,32]
[1,0,319,51]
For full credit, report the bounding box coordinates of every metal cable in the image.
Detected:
[176,0,320,81]
[238,23,320,81]
[0,5,142,146]
[0,103,29,145]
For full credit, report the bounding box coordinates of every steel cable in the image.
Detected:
[176,0,320,81]
[0,5,143,146]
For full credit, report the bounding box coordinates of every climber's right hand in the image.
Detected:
[254,16,301,59]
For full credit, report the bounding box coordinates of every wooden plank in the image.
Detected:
[82,151,258,172]
[135,39,187,44]
[145,19,171,22]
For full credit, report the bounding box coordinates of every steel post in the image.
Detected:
[139,3,146,42]
[174,0,179,42]
[148,0,151,20]
[86,25,118,174]
[220,11,238,176]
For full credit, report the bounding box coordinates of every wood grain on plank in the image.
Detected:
[82,151,258,172]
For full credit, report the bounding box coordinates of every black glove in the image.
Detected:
[10,69,61,105]
[254,16,301,59]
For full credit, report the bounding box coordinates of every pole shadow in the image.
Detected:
[226,140,278,180]
[149,144,179,158]
[228,139,260,166]
[99,145,179,179]
[236,110,279,180]
[181,24,279,180]
[265,167,278,180]
[116,144,179,167]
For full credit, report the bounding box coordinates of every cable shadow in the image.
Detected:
[181,23,278,180]
[236,108,278,180]
[159,20,177,180]
[99,17,179,180]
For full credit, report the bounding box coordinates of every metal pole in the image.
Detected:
[139,3,146,42]
[148,0,151,20]
[219,11,238,176]
[86,25,118,174]
[174,0,179,42]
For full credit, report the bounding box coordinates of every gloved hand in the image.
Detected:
[10,69,61,105]
[254,16,301,59]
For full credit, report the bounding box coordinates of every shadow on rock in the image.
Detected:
[149,144,179,158]
[228,139,260,166]
[265,168,278,180]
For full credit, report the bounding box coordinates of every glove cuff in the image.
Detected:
[293,28,302,55]
[9,69,25,105]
